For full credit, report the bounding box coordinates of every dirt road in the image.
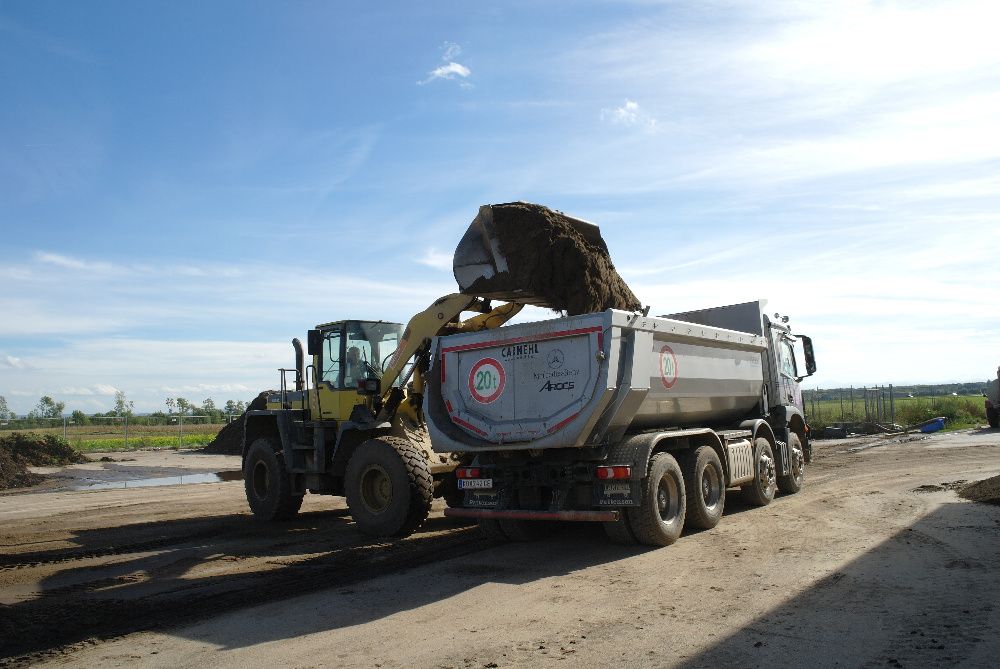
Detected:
[2,430,999,668]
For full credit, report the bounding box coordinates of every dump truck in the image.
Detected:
[425,222,818,545]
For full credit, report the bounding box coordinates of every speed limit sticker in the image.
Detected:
[468,357,506,404]
[659,345,679,389]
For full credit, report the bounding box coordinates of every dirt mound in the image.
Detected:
[959,475,1000,505]
[202,391,270,455]
[0,433,87,489]
[467,202,642,316]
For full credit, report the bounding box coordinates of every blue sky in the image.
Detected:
[2,0,999,414]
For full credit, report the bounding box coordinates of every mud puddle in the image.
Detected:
[73,470,242,491]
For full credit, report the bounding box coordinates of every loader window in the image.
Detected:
[345,321,405,388]
[321,329,343,388]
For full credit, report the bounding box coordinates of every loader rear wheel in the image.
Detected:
[627,452,686,547]
[682,446,725,530]
[741,438,777,506]
[345,436,433,538]
[777,433,804,495]
[244,438,303,521]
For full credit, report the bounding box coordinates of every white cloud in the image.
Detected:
[600,99,658,131]
[417,247,453,271]
[441,42,462,61]
[3,355,28,369]
[35,251,118,273]
[419,62,472,85]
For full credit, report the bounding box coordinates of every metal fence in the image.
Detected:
[805,385,896,425]
[0,414,238,449]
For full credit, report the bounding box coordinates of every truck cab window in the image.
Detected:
[779,339,797,378]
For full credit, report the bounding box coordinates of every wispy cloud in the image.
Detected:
[417,247,453,271]
[419,41,472,86]
[600,99,658,132]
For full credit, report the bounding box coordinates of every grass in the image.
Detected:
[0,423,227,453]
[806,394,987,432]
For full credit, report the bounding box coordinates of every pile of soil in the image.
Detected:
[0,433,87,489]
[466,202,642,315]
[958,475,1000,505]
[202,391,270,455]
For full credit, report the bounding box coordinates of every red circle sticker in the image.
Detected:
[659,345,679,389]
[468,357,506,404]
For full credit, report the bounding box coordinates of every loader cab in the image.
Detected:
[307,320,405,421]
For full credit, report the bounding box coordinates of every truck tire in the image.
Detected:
[244,437,303,521]
[345,436,433,538]
[626,452,686,547]
[777,433,804,495]
[988,407,999,429]
[741,438,777,506]
[682,446,725,530]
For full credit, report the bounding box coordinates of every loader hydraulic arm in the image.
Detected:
[377,293,522,422]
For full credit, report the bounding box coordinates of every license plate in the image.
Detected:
[602,482,631,496]
[458,478,493,490]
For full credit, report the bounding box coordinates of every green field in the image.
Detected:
[805,394,987,432]
[0,423,227,452]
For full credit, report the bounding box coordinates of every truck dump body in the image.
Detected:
[426,309,768,453]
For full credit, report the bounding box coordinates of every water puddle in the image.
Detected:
[74,470,242,491]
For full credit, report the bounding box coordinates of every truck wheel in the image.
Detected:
[244,437,303,521]
[682,446,725,530]
[626,452,686,547]
[988,407,999,429]
[345,436,433,538]
[741,438,777,506]
[777,433,804,495]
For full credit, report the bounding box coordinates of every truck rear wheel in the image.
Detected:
[682,446,725,530]
[627,452,686,546]
[741,438,777,506]
[345,436,433,538]
[244,437,303,521]
[777,433,804,495]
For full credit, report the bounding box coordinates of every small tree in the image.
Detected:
[0,395,13,420]
[165,397,176,415]
[235,400,246,413]
[70,409,90,425]
[224,399,238,415]
[175,397,192,415]
[33,396,65,419]
[112,390,135,417]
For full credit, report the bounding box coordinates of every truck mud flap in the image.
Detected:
[444,508,620,522]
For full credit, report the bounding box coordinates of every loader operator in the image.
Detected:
[345,346,365,388]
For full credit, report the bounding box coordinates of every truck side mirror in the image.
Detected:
[307,329,322,356]
[800,335,817,376]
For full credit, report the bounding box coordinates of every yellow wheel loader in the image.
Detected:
[242,294,523,537]
[242,202,615,537]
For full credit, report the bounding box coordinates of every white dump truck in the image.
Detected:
[424,300,817,546]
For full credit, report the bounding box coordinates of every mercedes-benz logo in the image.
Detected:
[547,348,565,369]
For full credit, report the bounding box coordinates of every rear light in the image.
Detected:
[455,467,481,479]
[596,466,631,480]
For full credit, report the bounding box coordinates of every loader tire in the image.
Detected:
[244,437,303,521]
[626,452,686,547]
[346,436,433,538]
[741,438,777,507]
[682,446,725,530]
[777,433,804,495]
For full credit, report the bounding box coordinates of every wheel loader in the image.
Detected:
[242,203,605,537]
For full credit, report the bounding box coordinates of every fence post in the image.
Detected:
[178,416,183,448]
[63,416,67,440]
[124,414,129,450]
[889,384,895,425]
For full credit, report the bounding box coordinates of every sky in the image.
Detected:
[2,0,999,414]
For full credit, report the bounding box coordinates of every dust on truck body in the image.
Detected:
[424,300,817,546]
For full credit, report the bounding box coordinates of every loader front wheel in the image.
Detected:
[244,438,303,521]
[346,437,433,538]
[626,452,686,547]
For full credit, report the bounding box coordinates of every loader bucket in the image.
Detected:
[453,203,608,306]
